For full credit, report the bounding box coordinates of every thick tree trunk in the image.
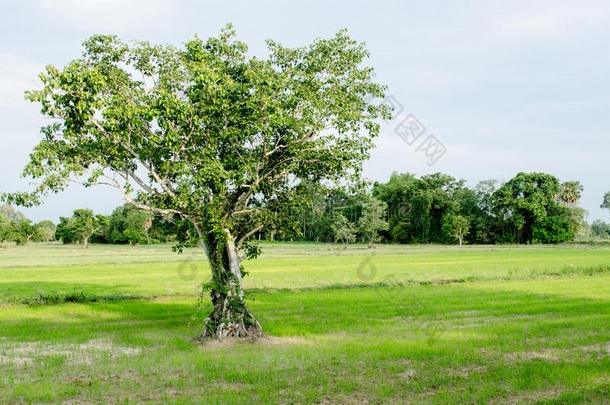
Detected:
[198,230,263,340]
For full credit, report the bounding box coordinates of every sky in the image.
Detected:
[1,0,609,222]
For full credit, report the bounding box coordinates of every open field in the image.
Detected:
[1,242,609,403]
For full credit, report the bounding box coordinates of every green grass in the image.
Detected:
[1,242,609,300]
[1,242,609,403]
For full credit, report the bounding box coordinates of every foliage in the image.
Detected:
[559,181,583,205]
[442,214,470,245]
[602,192,610,214]
[0,204,26,221]
[54,209,106,247]
[491,172,583,244]
[590,219,610,237]
[72,209,107,248]
[35,220,56,242]
[357,197,388,248]
[107,204,153,245]
[55,216,76,244]
[331,213,356,245]
[3,219,36,245]
[373,173,468,244]
[0,213,9,242]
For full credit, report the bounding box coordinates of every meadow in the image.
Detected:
[0,242,609,404]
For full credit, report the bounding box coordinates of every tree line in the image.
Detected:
[285,171,604,245]
[2,172,609,248]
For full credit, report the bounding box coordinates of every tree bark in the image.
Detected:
[198,229,263,340]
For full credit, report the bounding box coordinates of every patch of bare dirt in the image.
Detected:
[577,342,610,355]
[79,338,141,355]
[199,335,310,349]
[504,349,561,362]
[0,338,141,367]
[504,386,563,404]
[480,347,562,363]
[445,365,486,378]
[397,369,416,380]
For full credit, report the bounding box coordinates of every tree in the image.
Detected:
[107,204,151,245]
[559,181,583,206]
[55,216,76,244]
[0,214,9,242]
[373,172,466,244]
[358,198,389,248]
[5,219,36,245]
[35,220,56,242]
[492,173,581,243]
[442,214,470,246]
[602,192,610,215]
[331,213,356,246]
[591,219,610,237]
[0,204,25,221]
[72,209,106,248]
[3,27,388,339]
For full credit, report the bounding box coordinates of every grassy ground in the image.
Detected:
[0,242,609,403]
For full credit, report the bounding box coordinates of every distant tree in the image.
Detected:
[475,179,499,196]
[0,204,25,221]
[559,181,583,206]
[72,209,106,248]
[442,214,470,246]
[55,216,76,244]
[0,214,9,242]
[358,198,388,248]
[331,213,356,246]
[124,209,151,245]
[35,220,56,242]
[531,204,580,243]
[373,172,465,244]
[107,204,150,245]
[602,192,610,215]
[5,219,36,245]
[492,172,577,243]
[591,219,610,237]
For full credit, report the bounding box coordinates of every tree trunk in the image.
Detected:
[83,237,89,249]
[198,229,263,340]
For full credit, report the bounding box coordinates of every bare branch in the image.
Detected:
[236,223,264,250]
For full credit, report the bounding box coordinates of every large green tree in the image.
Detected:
[492,172,581,243]
[373,172,464,243]
[3,27,387,339]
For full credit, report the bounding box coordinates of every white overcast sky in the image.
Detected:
[1,0,609,222]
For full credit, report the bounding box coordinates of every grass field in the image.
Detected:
[1,242,609,403]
